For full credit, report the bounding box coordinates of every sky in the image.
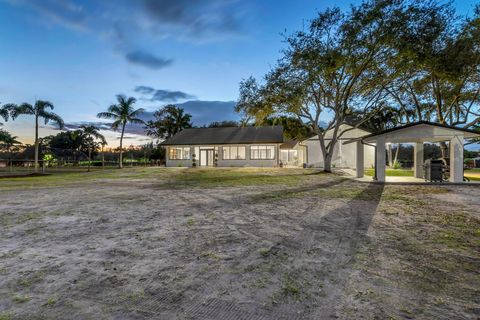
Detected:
[0,0,479,148]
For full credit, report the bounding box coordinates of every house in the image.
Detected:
[161,124,374,168]
[161,126,289,167]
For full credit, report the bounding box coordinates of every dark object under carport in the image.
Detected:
[423,159,444,182]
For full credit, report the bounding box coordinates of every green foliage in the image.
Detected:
[145,105,192,140]
[42,153,57,167]
[97,95,144,168]
[0,129,21,151]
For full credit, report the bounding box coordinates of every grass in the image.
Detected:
[0,167,318,191]
[364,168,414,177]
[12,294,30,303]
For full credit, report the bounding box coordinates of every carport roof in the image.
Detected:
[344,121,480,144]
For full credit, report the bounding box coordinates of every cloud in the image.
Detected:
[134,86,155,95]
[4,0,89,31]
[125,51,173,69]
[140,0,244,39]
[61,100,238,137]
[134,86,195,103]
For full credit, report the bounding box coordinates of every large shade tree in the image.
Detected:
[97,95,144,168]
[236,0,400,172]
[145,105,192,141]
[7,100,64,172]
[385,2,480,128]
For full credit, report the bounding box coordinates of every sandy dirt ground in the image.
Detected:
[0,168,479,319]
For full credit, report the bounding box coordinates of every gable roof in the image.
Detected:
[161,126,284,145]
[362,121,480,140]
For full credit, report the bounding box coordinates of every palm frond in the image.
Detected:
[111,119,123,131]
[107,104,121,115]
[126,96,137,106]
[0,107,9,122]
[41,111,65,129]
[128,118,145,125]
[35,100,54,111]
[129,108,145,118]
[10,103,35,119]
[97,112,117,119]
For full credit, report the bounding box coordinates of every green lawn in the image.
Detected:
[364,168,414,177]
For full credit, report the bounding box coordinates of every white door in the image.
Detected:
[200,150,207,166]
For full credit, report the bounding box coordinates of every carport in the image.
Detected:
[352,121,480,182]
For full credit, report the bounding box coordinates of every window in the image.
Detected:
[250,145,275,160]
[280,150,298,162]
[169,147,191,160]
[222,146,246,160]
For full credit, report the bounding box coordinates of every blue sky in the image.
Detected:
[0,0,479,147]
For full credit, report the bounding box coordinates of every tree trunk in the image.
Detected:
[88,147,91,172]
[102,146,105,169]
[394,144,400,165]
[440,141,448,159]
[312,125,330,172]
[387,144,393,167]
[34,114,39,173]
[119,122,126,169]
[324,152,333,172]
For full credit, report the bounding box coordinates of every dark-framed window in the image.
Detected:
[169,147,191,160]
[250,145,275,160]
[222,146,246,160]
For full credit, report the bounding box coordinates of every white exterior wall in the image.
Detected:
[303,124,374,169]
[166,145,280,167]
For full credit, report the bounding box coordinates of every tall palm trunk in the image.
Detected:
[119,122,126,168]
[88,146,91,172]
[102,145,105,169]
[34,114,39,172]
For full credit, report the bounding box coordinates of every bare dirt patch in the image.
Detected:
[0,168,478,319]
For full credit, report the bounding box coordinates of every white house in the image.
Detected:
[161,124,374,169]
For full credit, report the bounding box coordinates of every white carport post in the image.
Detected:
[449,135,464,182]
[375,136,386,182]
[414,142,424,178]
[355,141,364,178]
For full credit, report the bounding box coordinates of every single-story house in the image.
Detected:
[161,126,288,167]
[161,124,374,168]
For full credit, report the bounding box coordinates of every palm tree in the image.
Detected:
[0,105,9,124]
[9,101,64,172]
[97,95,144,168]
[0,128,21,171]
[79,125,106,172]
[145,105,192,140]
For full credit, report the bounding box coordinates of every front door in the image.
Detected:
[206,149,214,166]
[200,149,214,166]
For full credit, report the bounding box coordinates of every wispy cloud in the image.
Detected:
[134,86,195,103]
[2,0,250,68]
[125,51,173,70]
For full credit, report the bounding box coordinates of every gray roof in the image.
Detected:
[161,126,284,145]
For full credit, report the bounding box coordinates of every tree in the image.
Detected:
[0,104,10,124]
[0,128,20,149]
[97,95,144,168]
[207,120,239,128]
[79,125,106,171]
[260,116,312,140]
[236,0,398,172]
[8,100,64,172]
[382,2,480,155]
[145,105,192,141]
[0,128,21,170]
